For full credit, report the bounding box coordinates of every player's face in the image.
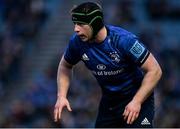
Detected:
[74,23,92,42]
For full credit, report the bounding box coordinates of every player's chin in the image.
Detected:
[80,37,88,42]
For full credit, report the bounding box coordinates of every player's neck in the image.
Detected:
[94,26,107,43]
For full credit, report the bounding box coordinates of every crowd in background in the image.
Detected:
[0,0,48,97]
[0,0,180,127]
[0,0,53,127]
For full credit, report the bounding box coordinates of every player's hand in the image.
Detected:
[123,99,141,124]
[54,96,72,122]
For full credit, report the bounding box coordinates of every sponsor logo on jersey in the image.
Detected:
[97,64,106,70]
[92,68,124,76]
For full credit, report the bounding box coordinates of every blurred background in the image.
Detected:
[0,0,180,127]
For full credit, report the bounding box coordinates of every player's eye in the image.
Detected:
[77,23,85,26]
[73,22,86,26]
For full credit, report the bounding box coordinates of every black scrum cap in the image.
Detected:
[71,2,104,38]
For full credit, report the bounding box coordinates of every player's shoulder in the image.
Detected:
[107,25,137,50]
[107,25,136,40]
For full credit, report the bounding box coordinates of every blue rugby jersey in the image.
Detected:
[64,25,150,96]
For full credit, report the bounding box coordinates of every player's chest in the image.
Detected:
[80,45,127,71]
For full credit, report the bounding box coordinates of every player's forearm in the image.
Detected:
[133,66,162,104]
[57,67,72,98]
[57,58,73,98]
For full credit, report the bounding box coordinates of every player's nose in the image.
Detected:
[74,24,80,33]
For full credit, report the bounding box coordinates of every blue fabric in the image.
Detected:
[64,25,150,96]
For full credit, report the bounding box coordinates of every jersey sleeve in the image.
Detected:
[121,34,150,66]
[64,36,81,65]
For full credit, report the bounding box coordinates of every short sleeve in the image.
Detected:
[121,35,150,66]
[64,36,81,65]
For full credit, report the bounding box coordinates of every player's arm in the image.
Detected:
[54,55,73,122]
[123,53,162,124]
[133,53,162,104]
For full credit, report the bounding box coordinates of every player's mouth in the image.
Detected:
[79,35,86,39]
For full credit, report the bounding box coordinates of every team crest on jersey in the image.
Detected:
[109,51,120,63]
